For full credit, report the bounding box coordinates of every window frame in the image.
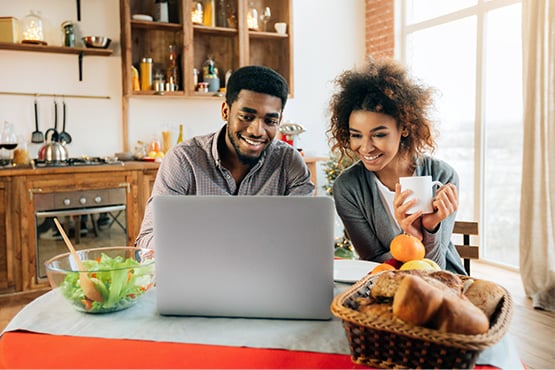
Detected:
[395,0,522,268]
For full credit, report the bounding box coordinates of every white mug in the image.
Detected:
[399,176,443,214]
[274,22,287,34]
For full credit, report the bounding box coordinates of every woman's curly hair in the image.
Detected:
[327,58,437,166]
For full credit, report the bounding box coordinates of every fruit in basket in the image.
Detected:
[384,258,403,269]
[390,234,425,262]
[400,259,435,271]
[422,258,441,270]
[369,262,396,275]
[400,258,442,271]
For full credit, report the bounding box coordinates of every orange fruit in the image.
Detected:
[390,234,425,263]
[369,262,396,275]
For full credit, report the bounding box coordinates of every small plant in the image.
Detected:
[322,153,356,258]
[322,153,354,196]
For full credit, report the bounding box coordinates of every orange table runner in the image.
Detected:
[0,331,501,369]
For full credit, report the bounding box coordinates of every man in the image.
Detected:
[135,65,314,248]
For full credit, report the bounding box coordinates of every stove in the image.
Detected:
[33,157,124,168]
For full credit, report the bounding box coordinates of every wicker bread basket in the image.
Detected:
[331,273,513,369]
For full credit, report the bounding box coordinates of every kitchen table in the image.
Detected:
[0,287,523,369]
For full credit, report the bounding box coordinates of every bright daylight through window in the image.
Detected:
[399,0,523,267]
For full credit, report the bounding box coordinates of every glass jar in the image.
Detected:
[13,136,30,166]
[61,21,75,47]
[166,44,179,91]
[0,121,17,166]
[154,71,165,92]
[247,2,259,30]
[192,1,204,24]
[20,11,46,45]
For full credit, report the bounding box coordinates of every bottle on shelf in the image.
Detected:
[140,57,153,91]
[166,44,179,91]
[177,124,184,144]
[202,56,220,92]
[247,2,259,30]
[225,1,237,28]
[131,65,140,91]
[216,0,227,27]
[203,0,215,27]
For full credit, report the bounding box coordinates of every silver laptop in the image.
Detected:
[153,195,335,320]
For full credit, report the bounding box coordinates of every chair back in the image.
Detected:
[453,221,480,275]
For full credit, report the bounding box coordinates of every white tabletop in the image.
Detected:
[2,286,523,369]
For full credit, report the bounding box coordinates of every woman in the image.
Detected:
[328,58,466,274]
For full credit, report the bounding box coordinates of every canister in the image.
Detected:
[0,17,19,43]
[61,21,74,47]
[140,57,153,91]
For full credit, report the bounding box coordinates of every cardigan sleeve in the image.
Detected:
[332,164,393,262]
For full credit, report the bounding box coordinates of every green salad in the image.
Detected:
[60,252,154,313]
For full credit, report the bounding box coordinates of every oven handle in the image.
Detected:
[35,204,126,218]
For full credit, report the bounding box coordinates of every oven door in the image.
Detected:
[35,204,127,280]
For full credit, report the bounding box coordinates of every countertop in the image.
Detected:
[0,161,160,177]
[0,157,325,178]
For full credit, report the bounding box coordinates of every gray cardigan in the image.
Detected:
[333,156,466,275]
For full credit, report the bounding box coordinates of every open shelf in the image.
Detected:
[0,42,113,56]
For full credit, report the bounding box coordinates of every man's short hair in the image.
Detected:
[225,65,289,110]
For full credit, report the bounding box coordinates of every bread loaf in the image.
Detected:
[463,279,505,319]
[392,275,444,326]
[433,294,490,335]
[371,269,462,299]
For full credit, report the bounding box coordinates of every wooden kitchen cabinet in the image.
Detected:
[0,178,20,294]
[21,171,137,291]
[119,0,293,97]
[0,163,159,297]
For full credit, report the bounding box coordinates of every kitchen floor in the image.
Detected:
[1,261,553,369]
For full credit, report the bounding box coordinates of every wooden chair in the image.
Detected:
[453,221,480,275]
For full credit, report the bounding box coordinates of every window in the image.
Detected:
[399,0,523,267]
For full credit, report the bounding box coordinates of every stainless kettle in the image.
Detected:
[38,141,69,162]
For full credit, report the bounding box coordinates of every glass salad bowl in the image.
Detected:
[45,247,155,313]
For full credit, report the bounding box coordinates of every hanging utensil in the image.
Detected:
[44,100,60,142]
[31,99,44,143]
[59,100,72,144]
[53,218,104,302]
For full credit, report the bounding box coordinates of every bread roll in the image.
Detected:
[371,270,423,299]
[357,300,394,318]
[428,270,464,294]
[433,294,490,335]
[463,279,505,319]
[392,275,444,326]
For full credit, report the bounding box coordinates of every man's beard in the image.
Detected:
[227,127,265,166]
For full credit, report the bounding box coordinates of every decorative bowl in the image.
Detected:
[45,246,155,313]
[82,36,112,49]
